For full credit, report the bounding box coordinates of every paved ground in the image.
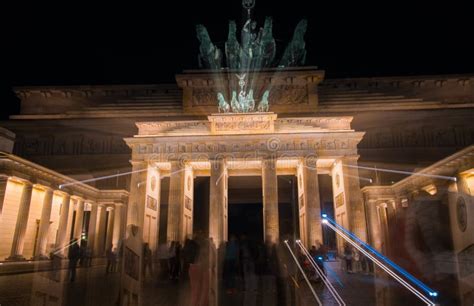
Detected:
[0,259,415,306]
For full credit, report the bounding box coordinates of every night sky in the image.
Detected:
[2,1,473,119]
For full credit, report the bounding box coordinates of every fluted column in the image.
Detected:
[342,157,368,242]
[112,203,123,250]
[7,181,33,260]
[34,187,54,258]
[304,160,323,247]
[126,161,147,230]
[95,204,107,256]
[209,158,226,246]
[209,157,227,306]
[87,202,98,253]
[73,198,85,241]
[56,192,71,257]
[0,176,9,217]
[105,207,115,251]
[262,158,279,244]
[167,161,184,242]
[366,199,383,252]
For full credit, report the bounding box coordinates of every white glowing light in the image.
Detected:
[60,168,148,188]
[324,222,435,305]
[296,241,346,306]
[284,241,322,306]
[322,219,328,224]
[343,164,456,182]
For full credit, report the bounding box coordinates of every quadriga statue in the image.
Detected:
[196,24,222,69]
[217,93,230,113]
[257,90,270,112]
[280,19,307,67]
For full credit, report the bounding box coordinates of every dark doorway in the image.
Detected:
[228,203,263,243]
[319,175,337,249]
[193,177,210,236]
[228,176,263,242]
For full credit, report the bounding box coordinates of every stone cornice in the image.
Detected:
[134,115,355,137]
[362,145,474,196]
[0,151,129,202]
[391,145,474,193]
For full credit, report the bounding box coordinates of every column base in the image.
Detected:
[5,255,26,261]
[32,254,51,260]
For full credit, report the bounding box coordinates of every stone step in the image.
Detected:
[116,98,181,103]
[67,108,184,116]
[318,100,441,110]
[319,98,424,105]
[84,106,182,111]
[320,95,410,102]
[99,102,182,107]
[319,93,395,99]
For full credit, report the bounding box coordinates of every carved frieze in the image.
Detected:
[208,113,277,135]
[269,85,308,105]
[15,135,130,156]
[192,88,219,106]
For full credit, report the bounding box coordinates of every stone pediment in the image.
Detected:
[135,113,353,136]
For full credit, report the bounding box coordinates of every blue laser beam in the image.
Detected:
[322,215,438,297]
[323,221,435,305]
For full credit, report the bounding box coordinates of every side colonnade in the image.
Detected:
[0,153,128,261]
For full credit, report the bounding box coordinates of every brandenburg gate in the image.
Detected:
[123,68,368,251]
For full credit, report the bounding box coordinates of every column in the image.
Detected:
[303,161,323,247]
[209,158,226,246]
[95,204,107,256]
[366,199,383,252]
[262,158,279,244]
[126,161,147,230]
[7,181,33,260]
[0,176,8,217]
[342,156,368,242]
[209,157,227,306]
[56,192,71,256]
[105,206,115,251]
[112,203,123,250]
[87,202,98,254]
[73,198,85,241]
[167,161,184,242]
[34,187,54,258]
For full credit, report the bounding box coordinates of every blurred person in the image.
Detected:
[343,243,353,273]
[352,247,361,273]
[223,234,240,294]
[68,239,81,282]
[143,243,153,278]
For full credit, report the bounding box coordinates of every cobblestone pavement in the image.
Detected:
[0,259,415,306]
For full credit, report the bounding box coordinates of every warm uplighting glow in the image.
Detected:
[422,184,437,195]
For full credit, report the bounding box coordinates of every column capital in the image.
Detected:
[71,195,85,202]
[106,205,115,211]
[113,202,124,207]
[54,189,70,197]
[130,160,147,167]
[9,176,32,186]
[341,155,360,163]
[34,184,53,192]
